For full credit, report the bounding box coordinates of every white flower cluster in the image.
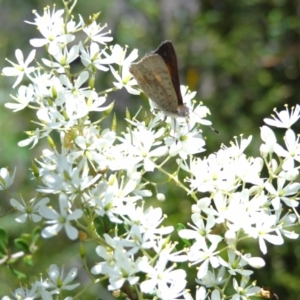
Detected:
[1,2,300,300]
[2,264,78,300]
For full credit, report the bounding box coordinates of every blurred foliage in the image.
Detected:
[0,0,300,299]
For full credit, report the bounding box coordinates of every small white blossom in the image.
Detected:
[39,194,83,240]
[188,241,220,279]
[3,282,40,300]
[260,125,277,154]
[82,21,113,45]
[265,177,300,208]
[2,49,36,88]
[219,250,253,276]
[41,264,80,293]
[274,129,300,170]
[5,84,35,112]
[107,245,140,291]
[165,129,206,160]
[179,214,222,245]
[42,45,79,73]
[231,276,261,300]
[184,286,207,300]
[245,214,284,254]
[10,196,49,223]
[196,266,226,288]
[0,167,16,190]
[28,8,75,56]
[138,253,187,294]
[79,42,112,71]
[264,105,300,128]
[119,126,168,172]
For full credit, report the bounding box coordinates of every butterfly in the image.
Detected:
[129,40,189,119]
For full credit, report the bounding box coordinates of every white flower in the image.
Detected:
[91,234,119,275]
[232,276,261,300]
[187,241,220,279]
[196,267,226,288]
[18,128,49,149]
[106,245,140,291]
[0,167,16,190]
[155,278,187,300]
[59,71,96,119]
[110,64,140,95]
[264,105,300,128]
[36,106,67,130]
[275,206,299,240]
[2,49,36,88]
[244,256,265,269]
[37,151,100,195]
[90,181,123,224]
[260,125,277,154]
[41,264,80,293]
[67,133,109,165]
[79,42,112,71]
[28,8,75,56]
[119,206,173,250]
[119,126,168,172]
[125,224,158,254]
[110,44,138,66]
[138,253,187,294]
[245,214,284,254]
[110,45,140,94]
[273,129,300,170]
[184,288,221,300]
[226,135,252,157]
[39,193,83,240]
[212,190,261,234]
[165,129,206,160]
[93,235,136,276]
[3,282,40,300]
[42,45,79,73]
[218,249,253,276]
[179,214,222,245]
[25,7,65,27]
[91,240,139,290]
[282,167,299,181]
[232,156,264,185]
[186,150,239,193]
[265,177,300,208]
[10,196,49,223]
[31,29,74,56]
[29,71,55,101]
[5,84,35,112]
[180,86,212,128]
[191,197,214,215]
[82,20,113,44]
[184,286,207,300]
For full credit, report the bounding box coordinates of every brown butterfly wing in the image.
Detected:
[153,40,184,106]
[129,54,179,114]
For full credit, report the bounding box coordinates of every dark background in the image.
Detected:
[0,0,300,299]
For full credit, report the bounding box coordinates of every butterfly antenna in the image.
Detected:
[210,126,219,134]
[189,106,219,134]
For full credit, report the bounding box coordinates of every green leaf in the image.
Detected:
[14,238,30,253]
[9,266,27,279]
[23,254,33,266]
[0,227,8,254]
[176,223,186,231]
